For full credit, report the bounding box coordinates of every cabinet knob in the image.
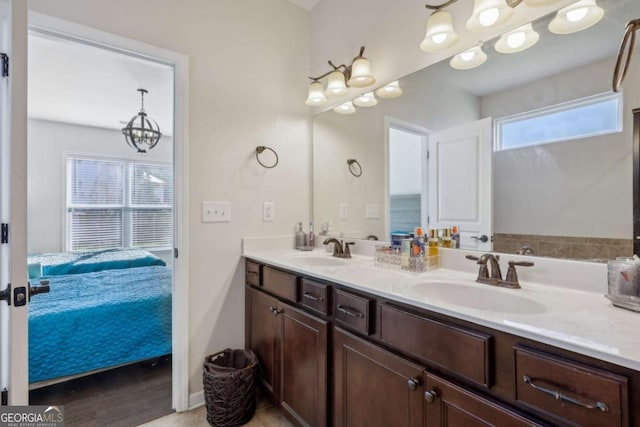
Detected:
[424,390,438,403]
[407,378,420,391]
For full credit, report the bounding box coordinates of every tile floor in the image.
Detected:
[139,397,294,427]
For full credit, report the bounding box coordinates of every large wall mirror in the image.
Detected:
[313,0,638,261]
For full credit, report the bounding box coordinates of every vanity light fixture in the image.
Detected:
[548,0,604,35]
[305,46,376,106]
[353,92,378,107]
[495,23,540,53]
[121,88,162,154]
[450,44,487,70]
[466,0,514,32]
[333,101,357,115]
[375,81,404,99]
[420,9,459,52]
[421,0,564,51]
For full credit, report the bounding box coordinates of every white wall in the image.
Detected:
[27,119,173,254]
[482,56,635,239]
[27,0,311,399]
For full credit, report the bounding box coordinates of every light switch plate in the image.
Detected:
[263,202,275,221]
[366,204,380,219]
[339,203,349,220]
[202,201,231,223]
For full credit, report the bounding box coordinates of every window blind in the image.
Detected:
[67,157,173,251]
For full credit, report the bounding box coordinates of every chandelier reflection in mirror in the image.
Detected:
[122,88,162,154]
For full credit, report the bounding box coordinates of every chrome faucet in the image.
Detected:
[516,245,534,255]
[466,254,533,289]
[323,238,355,258]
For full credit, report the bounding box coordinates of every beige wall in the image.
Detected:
[27,0,311,398]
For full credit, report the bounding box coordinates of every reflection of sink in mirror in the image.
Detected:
[410,282,546,315]
[284,254,347,268]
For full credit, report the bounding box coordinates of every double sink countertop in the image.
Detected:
[243,246,640,372]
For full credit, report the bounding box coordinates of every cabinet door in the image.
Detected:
[334,327,425,427]
[246,287,279,396]
[278,302,328,427]
[425,373,541,427]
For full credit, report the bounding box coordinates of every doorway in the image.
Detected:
[13,12,190,418]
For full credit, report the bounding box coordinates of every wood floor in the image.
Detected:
[29,356,173,427]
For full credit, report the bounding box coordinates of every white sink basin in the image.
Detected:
[410,281,546,315]
[284,253,347,268]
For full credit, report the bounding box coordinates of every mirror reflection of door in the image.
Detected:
[428,117,493,252]
[387,122,429,240]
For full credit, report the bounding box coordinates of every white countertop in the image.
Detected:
[243,247,640,372]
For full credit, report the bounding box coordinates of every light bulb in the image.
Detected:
[566,7,588,22]
[460,51,476,61]
[507,31,526,48]
[432,33,448,44]
[478,7,499,27]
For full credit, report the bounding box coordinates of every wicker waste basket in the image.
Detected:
[203,348,259,427]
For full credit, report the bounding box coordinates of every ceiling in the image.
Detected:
[28,32,174,134]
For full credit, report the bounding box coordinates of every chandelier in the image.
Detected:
[121,88,162,154]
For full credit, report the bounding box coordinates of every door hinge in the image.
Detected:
[1,388,7,406]
[174,248,179,258]
[427,150,430,160]
[0,53,7,78]
[1,223,8,244]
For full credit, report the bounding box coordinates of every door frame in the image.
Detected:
[384,116,430,237]
[27,12,190,411]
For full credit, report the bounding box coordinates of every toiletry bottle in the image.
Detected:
[451,225,460,248]
[308,222,315,247]
[441,228,453,248]
[295,222,306,249]
[414,227,425,256]
[428,229,439,257]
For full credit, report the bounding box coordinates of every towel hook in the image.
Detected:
[255,146,279,169]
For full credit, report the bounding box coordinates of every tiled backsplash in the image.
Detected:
[493,233,633,261]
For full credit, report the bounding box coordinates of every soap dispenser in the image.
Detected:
[295,222,306,249]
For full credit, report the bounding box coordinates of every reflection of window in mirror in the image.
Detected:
[388,125,428,238]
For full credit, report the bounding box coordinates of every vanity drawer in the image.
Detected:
[379,304,492,387]
[300,278,331,315]
[514,346,628,427]
[334,289,372,335]
[262,266,298,302]
[245,261,261,287]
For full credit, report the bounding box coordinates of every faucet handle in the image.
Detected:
[504,261,534,289]
[465,255,480,261]
[344,241,356,258]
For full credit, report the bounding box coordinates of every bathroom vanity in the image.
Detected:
[243,248,640,427]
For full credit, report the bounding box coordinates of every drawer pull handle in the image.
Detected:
[522,376,609,413]
[407,378,420,391]
[337,305,364,318]
[246,271,258,277]
[303,292,323,302]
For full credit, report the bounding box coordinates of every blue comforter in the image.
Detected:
[28,265,172,383]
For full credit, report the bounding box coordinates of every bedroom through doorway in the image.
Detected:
[26,29,176,424]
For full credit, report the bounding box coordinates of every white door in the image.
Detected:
[0,0,29,406]
[428,117,493,251]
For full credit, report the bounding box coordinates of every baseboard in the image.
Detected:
[188,390,205,410]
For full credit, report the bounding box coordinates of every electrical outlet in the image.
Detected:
[339,203,349,220]
[366,204,380,219]
[202,201,231,223]
[263,202,275,221]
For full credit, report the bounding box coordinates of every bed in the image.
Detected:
[27,248,172,384]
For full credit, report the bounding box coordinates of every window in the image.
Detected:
[495,92,623,151]
[67,157,173,251]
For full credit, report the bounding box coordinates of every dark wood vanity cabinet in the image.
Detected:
[246,268,328,427]
[245,260,638,427]
[333,327,425,427]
